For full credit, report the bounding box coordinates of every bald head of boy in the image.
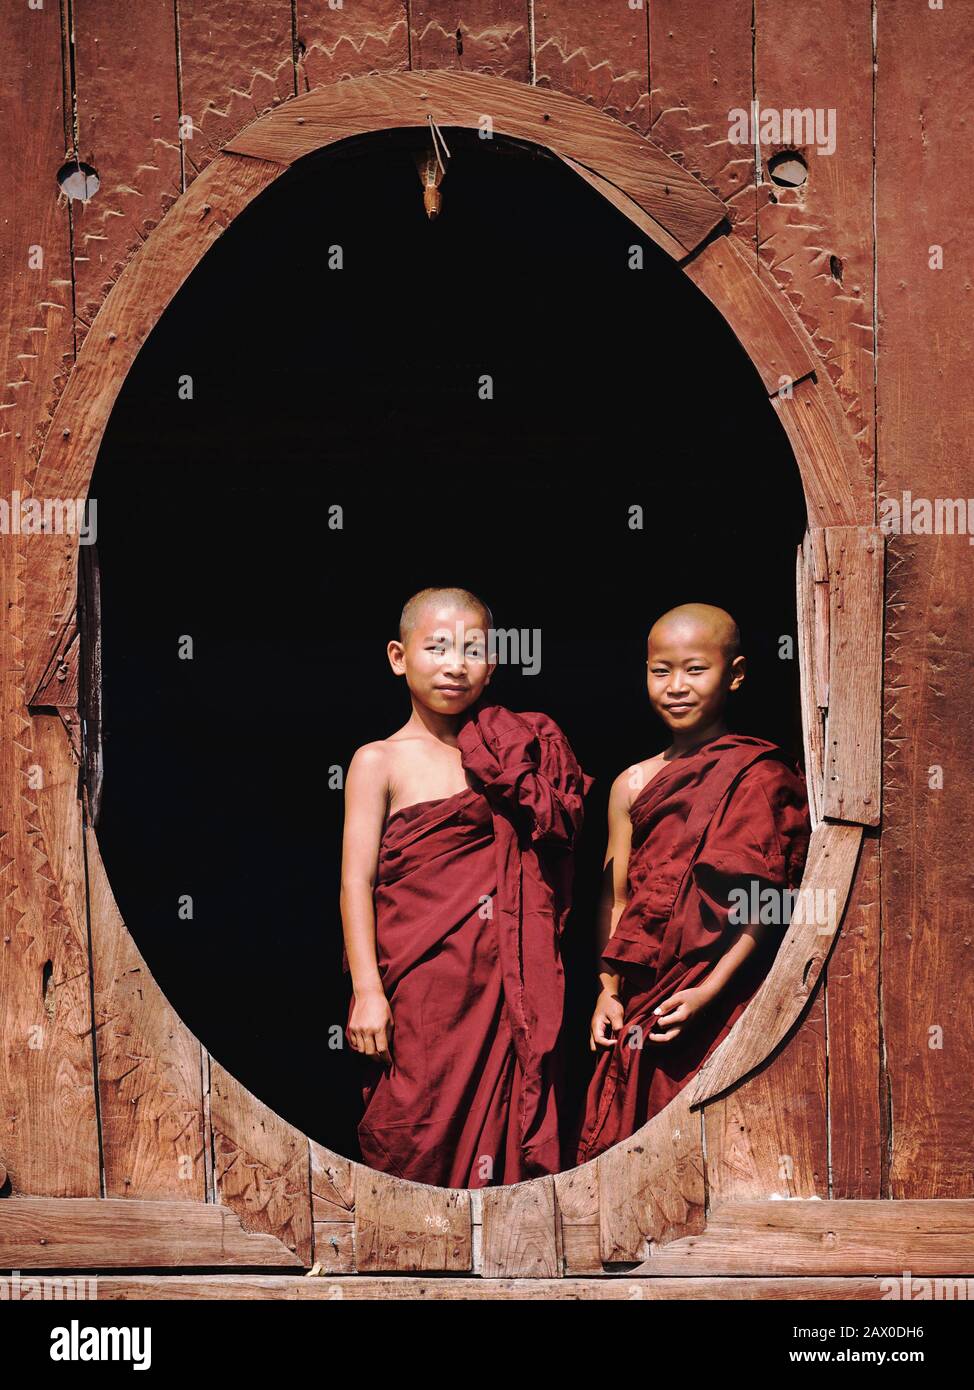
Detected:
[389,586,495,717]
[399,586,493,643]
[646,603,745,744]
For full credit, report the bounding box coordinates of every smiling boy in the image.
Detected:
[575,603,810,1164]
[341,586,591,1187]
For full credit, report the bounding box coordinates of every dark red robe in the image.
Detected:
[575,733,810,1166]
[349,703,592,1189]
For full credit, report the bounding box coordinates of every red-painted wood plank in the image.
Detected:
[71,0,182,342]
[535,0,650,133]
[877,0,974,1199]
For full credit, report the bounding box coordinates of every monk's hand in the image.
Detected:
[589,990,625,1051]
[347,987,395,1068]
[647,986,711,1044]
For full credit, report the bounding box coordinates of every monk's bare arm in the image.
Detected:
[651,915,772,1044]
[695,919,769,1002]
[597,771,635,993]
[341,744,395,1063]
[588,771,634,1049]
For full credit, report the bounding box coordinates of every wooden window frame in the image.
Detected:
[12,71,885,1278]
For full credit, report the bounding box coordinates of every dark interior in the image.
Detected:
[89,128,808,1170]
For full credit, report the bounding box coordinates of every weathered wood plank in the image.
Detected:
[631,1200,974,1277]
[410,2,530,82]
[690,822,863,1105]
[535,0,650,132]
[178,0,295,186]
[77,543,103,826]
[649,0,758,253]
[808,528,830,715]
[796,536,824,829]
[598,1087,705,1264]
[310,1138,355,1220]
[210,1062,314,1264]
[877,0,974,1202]
[0,1196,302,1268]
[703,995,828,1203]
[296,0,409,90]
[0,717,100,1197]
[353,1168,472,1272]
[0,0,75,470]
[311,1222,356,1273]
[45,1273,900,1300]
[554,1159,602,1274]
[827,831,883,1198]
[756,0,875,500]
[823,526,883,825]
[0,0,96,1204]
[86,828,207,1200]
[71,0,182,344]
[482,1175,561,1277]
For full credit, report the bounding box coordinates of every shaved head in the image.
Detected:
[399,587,493,642]
[649,603,741,660]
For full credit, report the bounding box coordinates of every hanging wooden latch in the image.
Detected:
[415,114,451,220]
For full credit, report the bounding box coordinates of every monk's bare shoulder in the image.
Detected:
[346,740,393,802]
[612,753,668,811]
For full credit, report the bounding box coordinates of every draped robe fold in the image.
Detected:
[349,703,592,1188]
[575,733,810,1166]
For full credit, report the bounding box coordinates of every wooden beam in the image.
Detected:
[631,1199,974,1277]
[684,235,817,394]
[0,1196,304,1268]
[772,375,871,528]
[38,1273,905,1299]
[223,71,728,253]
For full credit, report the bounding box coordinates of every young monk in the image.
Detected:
[575,603,810,1165]
[341,587,591,1189]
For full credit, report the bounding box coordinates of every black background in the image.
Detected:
[91,128,806,1165]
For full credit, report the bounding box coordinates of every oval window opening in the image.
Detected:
[88,129,808,1179]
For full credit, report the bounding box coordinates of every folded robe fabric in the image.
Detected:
[575,733,810,1166]
[351,702,592,1188]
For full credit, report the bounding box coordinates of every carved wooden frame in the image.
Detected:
[7,70,894,1280]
